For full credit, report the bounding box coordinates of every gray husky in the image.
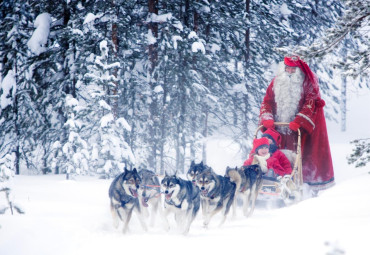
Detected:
[225,165,263,217]
[187,161,212,184]
[196,170,236,227]
[109,168,147,233]
[138,169,162,227]
[161,173,200,234]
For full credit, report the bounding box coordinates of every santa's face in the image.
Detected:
[285,66,296,74]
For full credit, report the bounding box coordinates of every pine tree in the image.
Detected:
[82,40,135,178]
[61,95,90,179]
[0,0,35,174]
[291,0,369,78]
[348,138,370,168]
[24,9,64,174]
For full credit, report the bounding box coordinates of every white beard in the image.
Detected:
[273,63,305,126]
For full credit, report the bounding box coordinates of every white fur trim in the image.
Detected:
[261,112,273,120]
[297,113,315,129]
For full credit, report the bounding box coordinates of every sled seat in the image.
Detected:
[280,149,297,169]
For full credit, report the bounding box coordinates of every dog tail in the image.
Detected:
[226,168,242,191]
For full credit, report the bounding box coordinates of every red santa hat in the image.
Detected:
[262,128,281,147]
[252,137,269,154]
[284,55,319,92]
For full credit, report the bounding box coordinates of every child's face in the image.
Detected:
[257,147,269,156]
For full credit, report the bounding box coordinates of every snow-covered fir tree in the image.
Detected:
[291,0,369,79]
[82,40,135,178]
[0,0,37,175]
[60,95,90,179]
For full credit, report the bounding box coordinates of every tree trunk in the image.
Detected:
[14,99,20,175]
[148,0,158,73]
[245,0,250,66]
[13,51,20,175]
[148,0,159,170]
[111,1,119,118]
[340,39,348,132]
[341,75,347,132]
[242,0,251,157]
[202,107,209,164]
[159,55,168,175]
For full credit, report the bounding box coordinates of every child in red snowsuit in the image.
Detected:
[244,128,292,178]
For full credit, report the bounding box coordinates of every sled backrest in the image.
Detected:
[280,149,297,168]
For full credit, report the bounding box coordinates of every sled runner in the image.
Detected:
[254,122,303,206]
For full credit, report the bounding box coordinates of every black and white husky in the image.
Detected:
[109,168,147,234]
[196,170,236,227]
[138,169,162,227]
[186,161,212,184]
[161,173,200,234]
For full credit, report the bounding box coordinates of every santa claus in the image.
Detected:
[259,56,334,192]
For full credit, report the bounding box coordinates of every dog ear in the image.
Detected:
[133,168,137,174]
[200,161,203,166]
[174,170,178,177]
[190,161,195,167]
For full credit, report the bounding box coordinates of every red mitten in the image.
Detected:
[289,121,300,131]
[262,119,274,128]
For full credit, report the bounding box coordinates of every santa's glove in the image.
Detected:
[262,120,274,129]
[289,121,300,131]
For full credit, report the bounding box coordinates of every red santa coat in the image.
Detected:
[260,78,335,191]
[243,149,292,176]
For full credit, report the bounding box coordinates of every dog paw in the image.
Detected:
[162,222,170,232]
[122,227,129,234]
[203,220,210,228]
[112,219,119,229]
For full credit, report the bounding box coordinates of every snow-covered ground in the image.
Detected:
[1,90,369,255]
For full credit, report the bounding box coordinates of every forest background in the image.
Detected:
[0,0,369,180]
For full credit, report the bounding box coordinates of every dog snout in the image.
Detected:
[165,190,169,194]
[201,187,205,190]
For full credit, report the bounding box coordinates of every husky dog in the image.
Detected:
[242,164,264,217]
[225,165,263,217]
[187,161,212,184]
[109,168,147,233]
[196,170,236,227]
[161,173,200,234]
[225,166,247,218]
[138,169,161,227]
